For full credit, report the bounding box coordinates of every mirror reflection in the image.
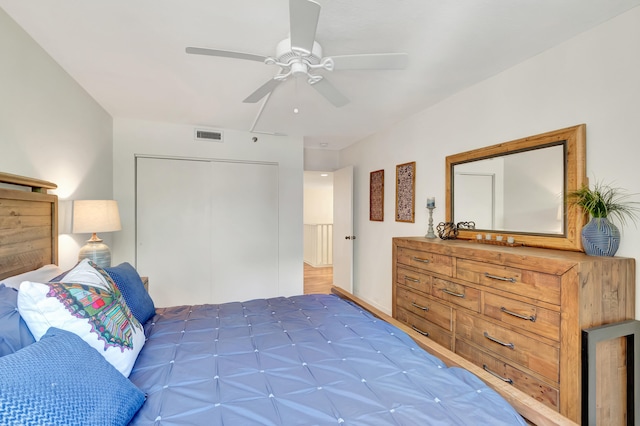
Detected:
[452,144,565,235]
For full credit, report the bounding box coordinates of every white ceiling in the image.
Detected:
[2,1,639,150]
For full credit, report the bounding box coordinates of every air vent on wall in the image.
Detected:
[194,128,224,142]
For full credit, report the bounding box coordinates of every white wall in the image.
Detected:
[340,6,640,317]
[304,170,334,224]
[112,118,304,296]
[503,147,563,234]
[304,148,339,171]
[304,186,333,223]
[0,8,113,270]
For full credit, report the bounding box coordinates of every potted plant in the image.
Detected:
[568,181,640,256]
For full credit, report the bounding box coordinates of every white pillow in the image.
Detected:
[0,264,64,289]
[17,259,145,377]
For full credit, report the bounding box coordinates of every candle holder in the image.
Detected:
[425,207,436,238]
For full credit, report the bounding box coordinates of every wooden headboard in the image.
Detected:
[0,172,58,280]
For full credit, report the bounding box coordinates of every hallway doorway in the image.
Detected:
[303,171,334,293]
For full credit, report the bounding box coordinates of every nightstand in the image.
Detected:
[141,276,149,292]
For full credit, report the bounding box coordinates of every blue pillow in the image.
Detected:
[105,262,155,324]
[0,327,145,426]
[0,284,35,357]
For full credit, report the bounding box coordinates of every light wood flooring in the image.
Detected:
[303,263,333,294]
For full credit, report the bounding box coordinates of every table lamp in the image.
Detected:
[72,200,122,267]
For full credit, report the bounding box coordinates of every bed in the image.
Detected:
[0,172,576,425]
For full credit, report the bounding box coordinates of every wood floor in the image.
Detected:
[303,263,333,294]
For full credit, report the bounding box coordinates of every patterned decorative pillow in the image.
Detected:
[49,258,109,288]
[0,285,35,357]
[0,327,145,425]
[105,262,156,324]
[17,259,145,377]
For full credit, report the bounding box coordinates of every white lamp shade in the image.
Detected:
[72,200,122,234]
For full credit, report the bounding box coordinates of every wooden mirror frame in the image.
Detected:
[445,124,587,251]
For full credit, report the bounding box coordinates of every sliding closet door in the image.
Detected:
[136,157,212,307]
[136,156,279,307]
[209,161,278,303]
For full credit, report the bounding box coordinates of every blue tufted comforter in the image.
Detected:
[128,294,526,425]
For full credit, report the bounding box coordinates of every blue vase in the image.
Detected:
[581,217,620,256]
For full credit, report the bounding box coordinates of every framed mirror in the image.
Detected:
[445,124,587,251]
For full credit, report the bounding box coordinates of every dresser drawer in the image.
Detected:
[484,293,560,341]
[431,278,480,313]
[396,247,453,277]
[456,311,559,382]
[396,286,452,331]
[396,308,453,350]
[396,266,432,294]
[456,258,561,305]
[393,237,637,424]
[455,339,559,411]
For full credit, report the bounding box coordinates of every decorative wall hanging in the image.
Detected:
[369,169,384,222]
[395,162,416,223]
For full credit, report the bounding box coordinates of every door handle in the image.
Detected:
[345,236,357,240]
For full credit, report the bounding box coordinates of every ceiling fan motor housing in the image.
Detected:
[276,38,322,66]
[290,61,308,77]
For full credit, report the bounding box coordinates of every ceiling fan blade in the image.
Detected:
[243,78,283,103]
[329,53,409,70]
[311,78,349,107]
[185,47,267,63]
[289,0,321,54]
[250,92,272,133]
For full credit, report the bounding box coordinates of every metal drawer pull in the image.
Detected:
[501,306,536,322]
[484,272,516,283]
[412,257,430,264]
[482,364,513,384]
[411,325,429,337]
[441,288,465,298]
[411,302,429,312]
[483,331,515,349]
[404,276,420,283]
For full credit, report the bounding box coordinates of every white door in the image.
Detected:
[209,161,279,302]
[454,173,495,229]
[332,166,353,293]
[137,157,212,307]
[136,157,279,307]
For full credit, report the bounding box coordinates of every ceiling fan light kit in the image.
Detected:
[186,0,408,130]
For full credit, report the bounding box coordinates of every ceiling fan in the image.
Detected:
[186,0,409,114]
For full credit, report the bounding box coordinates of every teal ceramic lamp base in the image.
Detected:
[78,233,112,268]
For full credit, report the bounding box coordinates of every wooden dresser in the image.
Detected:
[392,237,635,424]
